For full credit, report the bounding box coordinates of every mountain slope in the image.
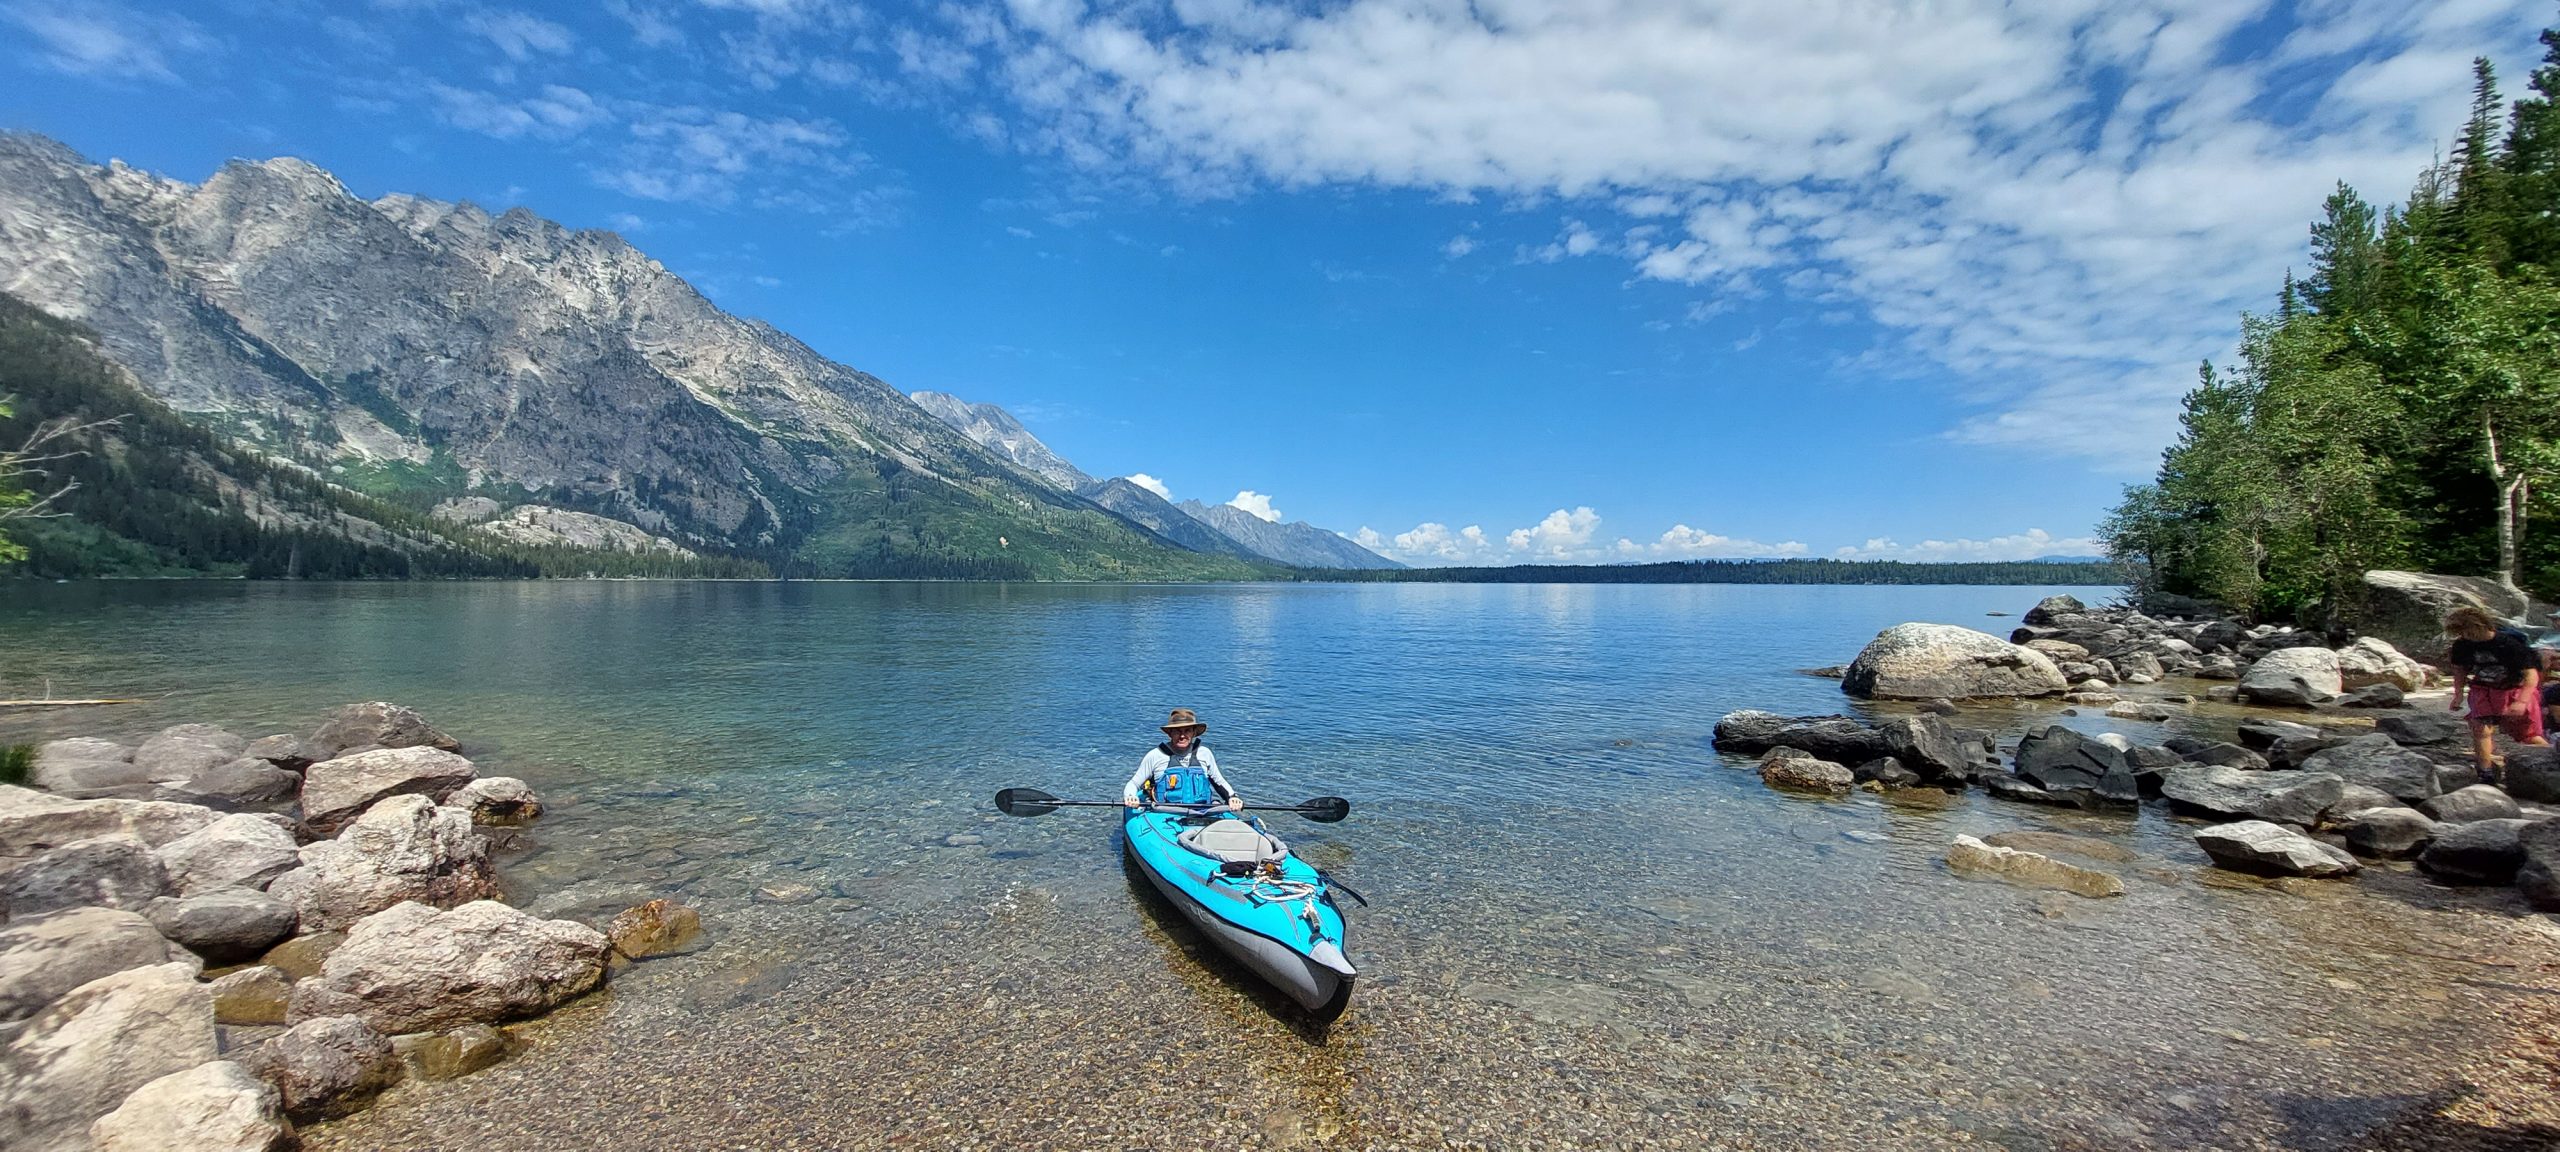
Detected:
[1178,500,1402,569]
[1079,478,1263,559]
[907,391,1091,492]
[0,133,1254,580]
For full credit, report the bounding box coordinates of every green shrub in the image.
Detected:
[0,744,30,786]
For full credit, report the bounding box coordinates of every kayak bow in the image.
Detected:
[1121,807,1356,1015]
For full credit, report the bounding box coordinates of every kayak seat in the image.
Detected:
[1177,820,1282,864]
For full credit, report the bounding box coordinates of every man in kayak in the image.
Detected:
[1123,708,1245,812]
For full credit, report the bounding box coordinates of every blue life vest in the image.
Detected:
[1149,746,1220,807]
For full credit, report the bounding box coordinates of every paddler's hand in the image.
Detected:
[1123,798,1141,809]
[1225,796,1245,813]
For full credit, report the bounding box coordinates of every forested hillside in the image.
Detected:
[2104,25,2560,619]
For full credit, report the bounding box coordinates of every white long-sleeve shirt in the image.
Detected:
[1123,743,1232,804]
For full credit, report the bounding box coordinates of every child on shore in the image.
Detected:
[2445,605,2547,785]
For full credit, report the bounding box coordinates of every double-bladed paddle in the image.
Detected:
[993,787,1351,823]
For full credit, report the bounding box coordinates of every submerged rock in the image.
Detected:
[87,1060,289,1152]
[248,1014,402,1120]
[209,966,293,1026]
[2194,821,2360,878]
[1841,623,2068,700]
[391,1023,508,1081]
[607,898,704,960]
[1944,834,2124,898]
[288,900,607,1034]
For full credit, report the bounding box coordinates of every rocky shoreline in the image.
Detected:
[1718,581,2560,909]
[0,703,699,1151]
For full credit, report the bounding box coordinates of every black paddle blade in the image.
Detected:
[994,787,1062,817]
[1319,870,1369,907]
[1293,796,1351,823]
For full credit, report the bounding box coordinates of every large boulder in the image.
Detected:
[442,777,542,825]
[2321,784,2408,824]
[300,747,478,836]
[2517,821,2560,911]
[2506,746,2560,804]
[2300,736,2453,803]
[2021,594,2087,625]
[2194,821,2361,878]
[132,725,249,782]
[265,796,497,932]
[143,891,299,964]
[2239,647,2343,707]
[2160,766,2345,826]
[1944,834,2124,898]
[0,963,217,1152]
[29,738,145,796]
[246,1015,402,1120]
[2339,808,2439,858]
[2336,637,2428,692]
[88,1060,289,1152]
[2418,818,2532,884]
[1712,712,1887,762]
[0,786,221,856]
[0,908,186,1023]
[0,834,169,914]
[288,900,608,1034]
[2010,727,2139,807]
[157,759,303,813]
[308,702,460,760]
[2378,712,2473,748]
[2421,784,2524,824]
[1841,623,2068,700]
[241,734,320,771]
[2353,571,2539,664]
[154,814,303,896]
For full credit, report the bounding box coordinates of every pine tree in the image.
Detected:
[2305,183,2381,315]
[2456,57,2514,266]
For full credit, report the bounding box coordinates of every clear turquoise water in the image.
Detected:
[3,581,2546,1150]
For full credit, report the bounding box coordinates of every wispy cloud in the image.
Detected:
[1359,508,1805,566]
[958,0,2544,469]
[4,1,214,83]
[462,8,573,62]
[1832,529,2101,562]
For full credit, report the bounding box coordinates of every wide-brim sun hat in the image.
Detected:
[1160,707,1207,734]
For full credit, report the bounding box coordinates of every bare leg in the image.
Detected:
[2472,718,2499,783]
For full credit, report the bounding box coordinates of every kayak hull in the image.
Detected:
[1121,812,1355,1015]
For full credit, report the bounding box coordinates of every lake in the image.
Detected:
[3,580,2550,1150]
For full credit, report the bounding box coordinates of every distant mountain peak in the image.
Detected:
[908,390,1092,492]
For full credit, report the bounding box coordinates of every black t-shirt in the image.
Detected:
[2452,629,2539,689]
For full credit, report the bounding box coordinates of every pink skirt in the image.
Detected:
[2468,684,2547,742]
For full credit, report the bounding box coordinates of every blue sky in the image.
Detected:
[0,0,2547,564]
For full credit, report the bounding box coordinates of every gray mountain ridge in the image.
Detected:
[1177,500,1404,570]
[907,390,1092,492]
[0,132,1253,578]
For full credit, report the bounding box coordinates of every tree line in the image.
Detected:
[1299,558,2129,586]
[2104,26,2560,621]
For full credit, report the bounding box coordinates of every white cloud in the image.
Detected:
[964,0,2545,469]
[1648,524,1806,559]
[1227,490,1284,522]
[428,83,609,140]
[463,9,574,61]
[1441,234,1476,258]
[5,2,213,83]
[1505,506,1603,560]
[1832,529,2102,562]
[1357,522,1502,564]
[1125,472,1172,499]
[1359,510,1806,565]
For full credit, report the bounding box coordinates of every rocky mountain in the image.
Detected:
[1179,500,1403,570]
[907,391,1091,492]
[0,133,1255,580]
[1078,478,1263,560]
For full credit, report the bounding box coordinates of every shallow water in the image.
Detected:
[4,581,2555,1150]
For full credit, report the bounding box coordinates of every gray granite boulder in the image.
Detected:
[154,813,303,896]
[2378,712,2472,747]
[29,738,144,796]
[1712,712,1886,762]
[308,702,459,760]
[442,777,541,825]
[2321,784,2407,824]
[2507,746,2560,804]
[1759,750,1854,794]
[2336,636,2428,692]
[2022,594,2086,625]
[2010,726,2139,807]
[2339,807,2438,858]
[2240,647,2342,707]
[2116,650,2166,683]
[157,759,303,813]
[300,747,477,836]
[2301,736,2450,803]
[1842,623,2068,700]
[0,786,221,856]
[247,1015,401,1120]
[2337,684,2406,709]
[87,1059,289,1152]
[2194,821,2361,878]
[133,724,249,782]
[2163,736,2269,771]
[1,834,168,914]
[2353,570,2534,665]
[288,900,608,1034]
[144,891,299,964]
[2517,821,2560,911]
[2160,766,2344,826]
[2235,718,2324,750]
[242,733,320,770]
[0,963,217,1152]
[265,796,497,932]
[2421,784,2524,824]
[0,908,186,1023]
[2418,818,2532,884]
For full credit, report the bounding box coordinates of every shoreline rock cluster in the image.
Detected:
[1726,583,2560,905]
[0,703,702,1151]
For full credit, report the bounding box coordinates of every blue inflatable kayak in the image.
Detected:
[1122,807,1356,1014]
